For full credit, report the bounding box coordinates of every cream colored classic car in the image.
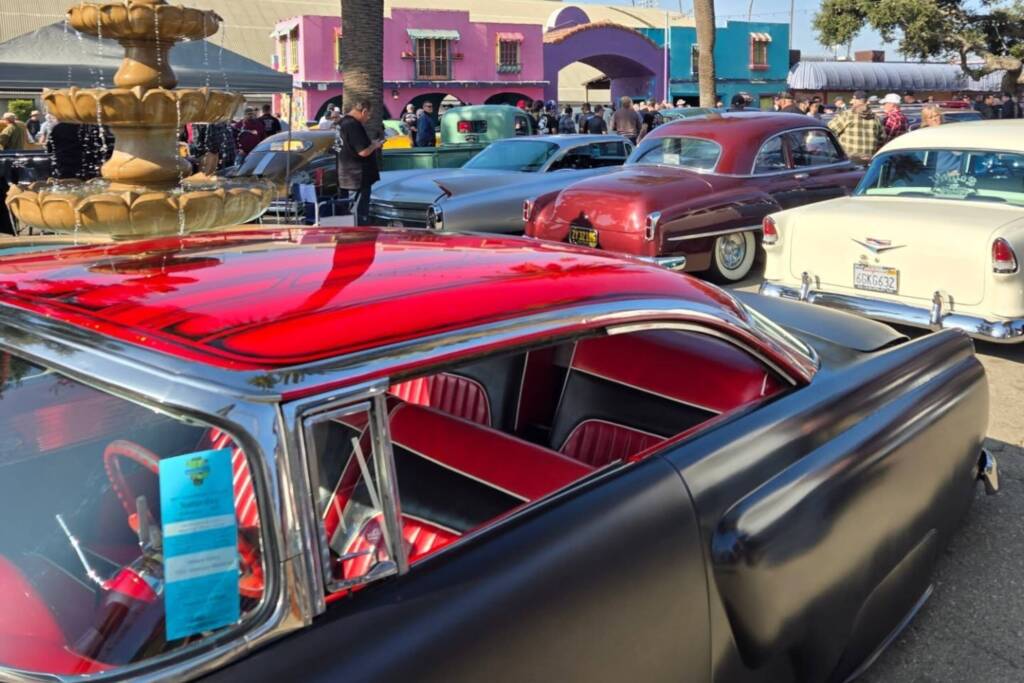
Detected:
[759,120,1024,343]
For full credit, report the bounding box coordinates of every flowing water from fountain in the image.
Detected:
[7,0,274,238]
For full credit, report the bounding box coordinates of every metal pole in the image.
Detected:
[789,0,794,51]
[664,11,670,103]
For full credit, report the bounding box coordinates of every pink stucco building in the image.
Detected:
[272,9,545,122]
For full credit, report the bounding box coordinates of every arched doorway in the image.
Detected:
[542,8,665,106]
[485,91,533,107]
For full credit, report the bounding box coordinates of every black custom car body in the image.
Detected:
[0,229,993,683]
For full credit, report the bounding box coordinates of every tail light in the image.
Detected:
[312,168,325,188]
[992,238,1018,273]
[762,215,779,246]
[644,212,661,241]
[523,198,535,223]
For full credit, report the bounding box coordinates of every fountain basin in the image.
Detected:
[6,177,277,238]
[44,86,242,127]
[69,1,219,43]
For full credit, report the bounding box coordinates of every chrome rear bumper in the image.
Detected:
[759,277,1024,344]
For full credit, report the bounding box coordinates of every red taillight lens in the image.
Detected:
[762,215,779,246]
[457,121,471,133]
[992,238,1018,274]
[312,168,325,187]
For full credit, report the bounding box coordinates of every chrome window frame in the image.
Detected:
[784,127,845,169]
[0,310,314,683]
[292,387,408,602]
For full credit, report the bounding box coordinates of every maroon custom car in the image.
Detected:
[525,112,864,281]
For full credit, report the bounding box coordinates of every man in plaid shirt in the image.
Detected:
[827,90,883,163]
[880,93,909,142]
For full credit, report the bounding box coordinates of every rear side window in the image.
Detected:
[787,129,844,167]
[753,135,788,173]
[308,328,787,605]
[0,353,265,677]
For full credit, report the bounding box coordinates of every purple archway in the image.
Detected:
[543,10,665,105]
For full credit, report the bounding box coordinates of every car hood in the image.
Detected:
[373,169,522,205]
[551,166,715,233]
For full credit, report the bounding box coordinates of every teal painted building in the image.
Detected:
[640,21,790,109]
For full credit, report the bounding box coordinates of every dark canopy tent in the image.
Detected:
[0,23,292,94]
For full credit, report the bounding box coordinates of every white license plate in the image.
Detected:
[853,263,899,294]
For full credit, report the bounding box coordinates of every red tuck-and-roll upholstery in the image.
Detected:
[559,419,664,468]
[551,331,784,467]
[389,373,491,426]
[341,515,461,581]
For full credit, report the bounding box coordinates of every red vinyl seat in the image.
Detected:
[559,419,663,468]
[0,556,109,675]
[389,373,491,426]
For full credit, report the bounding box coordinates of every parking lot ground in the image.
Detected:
[728,268,1024,683]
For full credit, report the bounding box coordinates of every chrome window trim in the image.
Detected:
[0,323,313,683]
[296,388,407,598]
[0,295,818,401]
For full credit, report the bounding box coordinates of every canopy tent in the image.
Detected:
[0,23,292,94]
[788,60,1004,93]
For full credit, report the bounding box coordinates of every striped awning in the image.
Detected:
[496,32,525,42]
[750,32,772,42]
[407,29,460,41]
[788,60,1005,93]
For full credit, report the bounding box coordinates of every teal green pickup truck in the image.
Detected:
[381,104,536,171]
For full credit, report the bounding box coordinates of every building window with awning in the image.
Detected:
[750,32,771,70]
[408,29,459,80]
[497,32,523,74]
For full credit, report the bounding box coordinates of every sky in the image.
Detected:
[577,0,898,57]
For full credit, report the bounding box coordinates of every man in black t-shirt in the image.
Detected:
[335,100,385,226]
[258,105,282,137]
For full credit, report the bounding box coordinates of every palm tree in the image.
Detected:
[340,0,384,139]
[693,0,716,108]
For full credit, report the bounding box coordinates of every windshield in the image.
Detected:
[628,136,722,172]
[463,140,560,172]
[856,149,1024,207]
[0,352,265,677]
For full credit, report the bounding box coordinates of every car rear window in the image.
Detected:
[0,352,265,678]
[628,136,722,171]
[857,149,1024,206]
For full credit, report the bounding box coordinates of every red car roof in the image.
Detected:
[645,112,823,175]
[0,228,747,371]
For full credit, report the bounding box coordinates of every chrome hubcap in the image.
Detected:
[718,233,747,270]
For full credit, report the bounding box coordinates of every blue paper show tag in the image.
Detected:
[159,448,240,641]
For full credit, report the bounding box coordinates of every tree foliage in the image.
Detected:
[813,0,1024,90]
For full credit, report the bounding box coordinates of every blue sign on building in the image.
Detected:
[640,21,790,109]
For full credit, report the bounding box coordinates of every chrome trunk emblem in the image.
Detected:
[852,238,906,254]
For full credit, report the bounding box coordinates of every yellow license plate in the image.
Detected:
[569,225,598,248]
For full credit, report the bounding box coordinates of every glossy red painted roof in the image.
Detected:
[0,228,745,371]
[647,112,823,174]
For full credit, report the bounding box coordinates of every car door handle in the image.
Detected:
[793,172,809,180]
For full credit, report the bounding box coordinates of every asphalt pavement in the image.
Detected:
[729,268,1024,683]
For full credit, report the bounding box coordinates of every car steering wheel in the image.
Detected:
[102,439,264,598]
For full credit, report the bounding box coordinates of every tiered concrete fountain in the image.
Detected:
[5,0,274,238]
